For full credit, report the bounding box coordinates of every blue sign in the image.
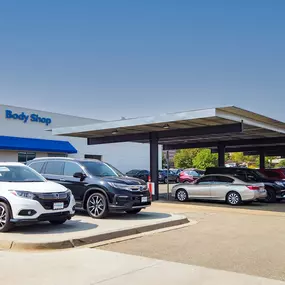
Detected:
[5,110,52,126]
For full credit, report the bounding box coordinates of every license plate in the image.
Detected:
[141,197,148,203]
[53,202,64,210]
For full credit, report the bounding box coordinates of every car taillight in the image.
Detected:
[247,185,260,190]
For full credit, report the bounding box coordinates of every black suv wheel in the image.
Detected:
[86,192,108,219]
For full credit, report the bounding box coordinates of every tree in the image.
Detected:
[162,154,167,168]
[192,149,218,169]
[277,159,285,167]
[173,149,199,169]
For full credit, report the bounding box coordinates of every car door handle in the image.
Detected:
[59,178,66,182]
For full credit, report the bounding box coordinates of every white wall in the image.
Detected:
[0,104,161,172]
[0,151,17,162]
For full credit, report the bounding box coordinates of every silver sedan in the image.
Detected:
[171,174,267,205]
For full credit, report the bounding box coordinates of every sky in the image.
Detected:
[0,0,285,121]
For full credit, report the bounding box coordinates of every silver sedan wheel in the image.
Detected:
[0,205,7,230]
[227,192,241,205]
[176,189,188,202]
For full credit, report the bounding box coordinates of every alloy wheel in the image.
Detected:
[177,189,187,202]
[88,194,106,217]
[0,205,7,229]
[227,192,240,205]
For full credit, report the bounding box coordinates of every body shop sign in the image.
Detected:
[5,110,52,126]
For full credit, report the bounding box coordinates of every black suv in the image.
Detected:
[205,167,285,202]
[27,158,151,218]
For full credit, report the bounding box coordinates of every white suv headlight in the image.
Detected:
[9,190,35,199]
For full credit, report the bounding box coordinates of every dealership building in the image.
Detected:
[0,104,158,172]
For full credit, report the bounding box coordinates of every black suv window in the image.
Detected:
[28,161,45,173]
[64,162,83,176]
[216,176,234,184]
[44,161,64,175]
[264,170,280,178]
[196,176,217,185]
[81,161,123,177]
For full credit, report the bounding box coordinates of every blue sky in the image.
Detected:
[0,0,285,121]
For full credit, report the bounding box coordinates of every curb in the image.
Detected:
[0,215,189,251]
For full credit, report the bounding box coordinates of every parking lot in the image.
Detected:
[100,201,285,282]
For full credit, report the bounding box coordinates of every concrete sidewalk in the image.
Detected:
[0,211,188,250]
[0,248,284,285]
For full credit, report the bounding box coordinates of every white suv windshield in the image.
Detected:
[0,166,45,182]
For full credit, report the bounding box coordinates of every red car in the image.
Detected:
[259,168,285,180]
[179,169,202,183]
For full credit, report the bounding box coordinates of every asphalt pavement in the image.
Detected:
[100,202,285,282]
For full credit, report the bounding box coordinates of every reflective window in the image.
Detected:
[29,161,45,173]
[44,161,64,175]
[64,162,83,176]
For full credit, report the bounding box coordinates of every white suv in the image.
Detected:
[0,163,76,232]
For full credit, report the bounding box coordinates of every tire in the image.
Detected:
[164,177,168,184]
[49,218,67,225]
[0,202,13,233]
[176,177,180,183]
[176,189,188,202]
[86,192,108,219]
[264,188,277,203]
[126,209,141,214]
[226,191,242,206]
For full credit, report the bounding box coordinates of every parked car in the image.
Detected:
[172,174,267,205]
[0,162,76,232]
[170,168,183,176]
[179,169,201,183]
[126,169,150,182]
[159,170,178,183]
[205,167,285,202]
[259,168,285,180]
[27,158,151,218]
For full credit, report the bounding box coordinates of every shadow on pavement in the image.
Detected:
[159,193,285,213]
[10,219,98,234]
[76,210,171,220]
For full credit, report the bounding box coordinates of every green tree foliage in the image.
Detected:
[277,159,285,168]
[174,148,218,169]
[192,149,218,169]
[173,149,199,169]
[162,154,167,168]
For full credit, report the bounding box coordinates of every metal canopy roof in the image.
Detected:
[52,106,285,150]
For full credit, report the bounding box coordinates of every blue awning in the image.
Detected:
[0,136,77,154]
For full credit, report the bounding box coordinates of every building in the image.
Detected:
[0,104,160,172]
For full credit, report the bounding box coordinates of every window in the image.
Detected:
[186,170,200,177]
[81,161,123,177]
[29,161,45,173]
[48,153,67,157]
[139,170,149,175]
[84,154,102,160]
[18,152,36,163]
[0,165,45,182]
[126,170,139,175]
[64,162,83,176]
[44,161,64,175]
[264,171,279,178]
[196,176,217,185]
[216,176,234,184]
